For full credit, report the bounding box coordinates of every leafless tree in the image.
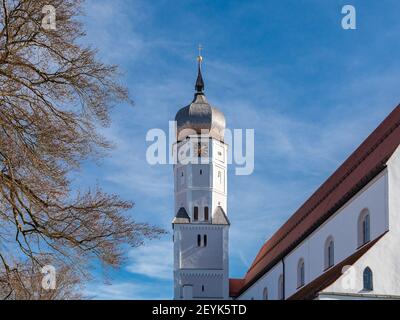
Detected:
[0,259,84,300]
[0,0,165,299]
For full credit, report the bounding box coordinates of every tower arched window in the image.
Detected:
[358,209,370,247]
[197,234,201,247]
[363,267,373,291]
[263,287,268,300]
[203,234,207,247]
[194,207,199,221]
[297,259,305,288]
[324,236,335,270]
[204,207,209,221]
[278,274,284,300]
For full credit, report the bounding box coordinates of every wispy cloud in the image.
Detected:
[85,280,171,300]
[126,240,173,281]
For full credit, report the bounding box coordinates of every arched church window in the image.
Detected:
[194,207,199,221]
[358,209,370,247]
[204,207,209,221]
[203,234,207,247]
[197,234,201,247]
[200,169,203,175]
[363,267,373,291]
[324,236,334,270]
[297,259,305,288]
[263,287,268,300]
[278,274,284,300]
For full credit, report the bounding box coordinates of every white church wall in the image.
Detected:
[174,139,228,220]
[189,190,212,221]
[237,168,389,299]
[316,293,399,300]
[174,222,229,299]
[222,227,230,299]
[212,164,226,193]
[237,262,283,300]
[320,232,394,297]
[321,146,400,297]
[212,192,227,216]
[284,169,388,298]
[212,139,227,165]
[190,164,211,188]
[175,165,188,193]
[176,224,225,270]
[176,270,225,300]
[174,192,187,213]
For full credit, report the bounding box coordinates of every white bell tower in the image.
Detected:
[172,51,229,300]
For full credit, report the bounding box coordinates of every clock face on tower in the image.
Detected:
[176,139,210,164]
[177,140,194,164]
[198,141,209,157]
[197,141,209,157]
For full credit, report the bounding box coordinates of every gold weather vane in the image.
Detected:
[197,44,203,67]
[195,44,205,93]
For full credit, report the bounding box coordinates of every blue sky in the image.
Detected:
[77,0,400,299]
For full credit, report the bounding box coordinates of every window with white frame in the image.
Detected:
[297,259,305,288]
[324,236,335,270]
[262,287,268,300]
[358,209,371,247]
[363,267,373,291]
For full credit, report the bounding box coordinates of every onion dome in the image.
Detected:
[175,51,226,142]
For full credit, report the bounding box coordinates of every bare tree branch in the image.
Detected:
[0,0,166,300]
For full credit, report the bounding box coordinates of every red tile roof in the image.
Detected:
[230,104,400,298]
[229,278,245,297]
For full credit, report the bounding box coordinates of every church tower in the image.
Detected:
[172,51,230,300]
